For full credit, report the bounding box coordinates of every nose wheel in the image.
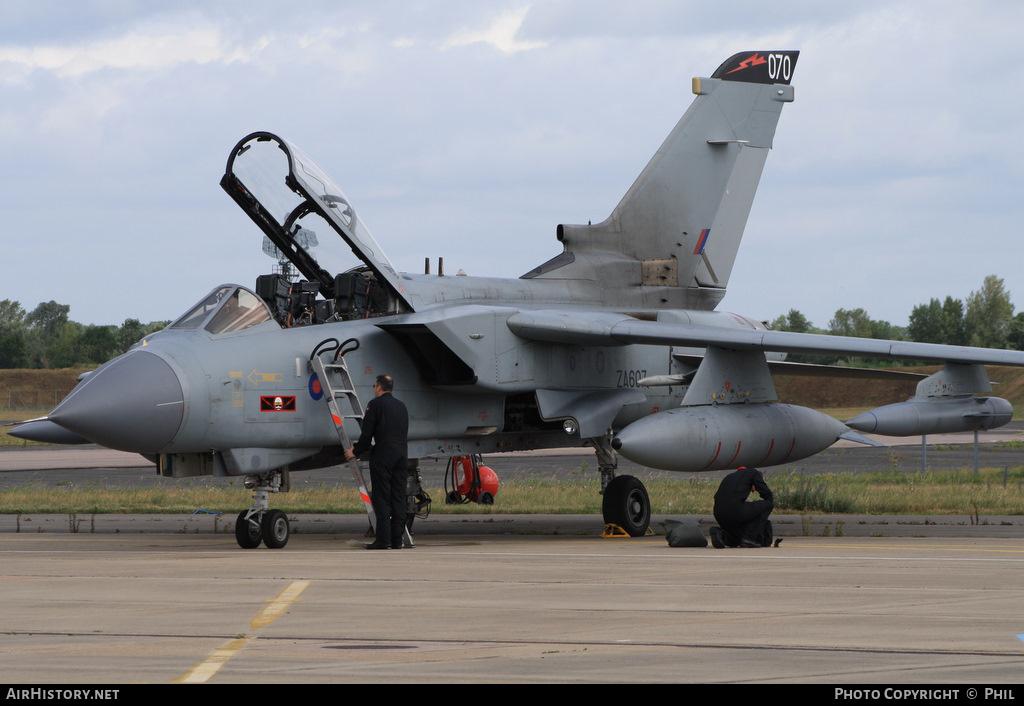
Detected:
[261,509,290,548]
[235,510,263,548]
[234,508,291,549]
[235,471,291,549]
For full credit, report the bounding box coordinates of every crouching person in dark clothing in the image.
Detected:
[711,466,774,548]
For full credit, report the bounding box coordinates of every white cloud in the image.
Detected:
[0,26,269,82]
[442,6,547,53]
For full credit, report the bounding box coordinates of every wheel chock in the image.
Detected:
[602,523,629,537]
[601,523,655,538]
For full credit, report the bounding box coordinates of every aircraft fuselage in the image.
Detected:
[113,281,757,472]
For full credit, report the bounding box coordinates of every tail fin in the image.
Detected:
[525,51,798,309]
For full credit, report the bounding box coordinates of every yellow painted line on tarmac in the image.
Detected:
[174,637,255,684]
[174,580,310,684]
[251,579,310,629]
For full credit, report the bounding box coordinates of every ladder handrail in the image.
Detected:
[309,336,360,363]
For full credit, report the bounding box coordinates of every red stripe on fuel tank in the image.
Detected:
[724,441,742,467]
[699,441,723,471]
[756,439,776,466]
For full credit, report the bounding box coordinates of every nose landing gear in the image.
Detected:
[234,470,291,549]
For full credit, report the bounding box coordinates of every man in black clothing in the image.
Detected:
[711,466,774,548]
[344,375,409,550]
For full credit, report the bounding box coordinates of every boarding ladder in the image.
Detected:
[308,338,413,547]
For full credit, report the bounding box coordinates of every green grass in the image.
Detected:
[3,468,1024,516]
[771,468,1024,514]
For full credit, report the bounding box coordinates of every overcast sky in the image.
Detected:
[2,1,1021,330]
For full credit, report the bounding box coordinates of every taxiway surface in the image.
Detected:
[2,431,1023,683]
[2,530,1023,684]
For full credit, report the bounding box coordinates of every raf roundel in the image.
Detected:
[308,373,324,401]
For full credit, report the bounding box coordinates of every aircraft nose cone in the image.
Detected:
[49,351,184,453]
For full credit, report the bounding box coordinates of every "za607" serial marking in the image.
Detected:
[617,369,647,388]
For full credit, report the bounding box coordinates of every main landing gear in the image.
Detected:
[601,475,651,537]
[234,469,291,549]
[590,433,651,537]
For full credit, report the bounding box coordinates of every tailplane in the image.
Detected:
[524,51,798,309]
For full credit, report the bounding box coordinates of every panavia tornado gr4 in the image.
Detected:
[12,50,1024,548]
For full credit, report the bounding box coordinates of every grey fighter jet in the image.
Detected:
[12,51,1024,547]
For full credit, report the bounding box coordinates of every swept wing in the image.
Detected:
[506,310,1024,367]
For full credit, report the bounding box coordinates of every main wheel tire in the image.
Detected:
[235,510,263,549]
[261,509,290,549]
[602,475,651,537]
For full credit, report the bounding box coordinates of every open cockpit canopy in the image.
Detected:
[220,132,412,327]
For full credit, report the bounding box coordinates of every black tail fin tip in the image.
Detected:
[713,51,799,85]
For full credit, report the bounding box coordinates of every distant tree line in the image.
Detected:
[0,299,168,369]
[769,275,1024,366]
